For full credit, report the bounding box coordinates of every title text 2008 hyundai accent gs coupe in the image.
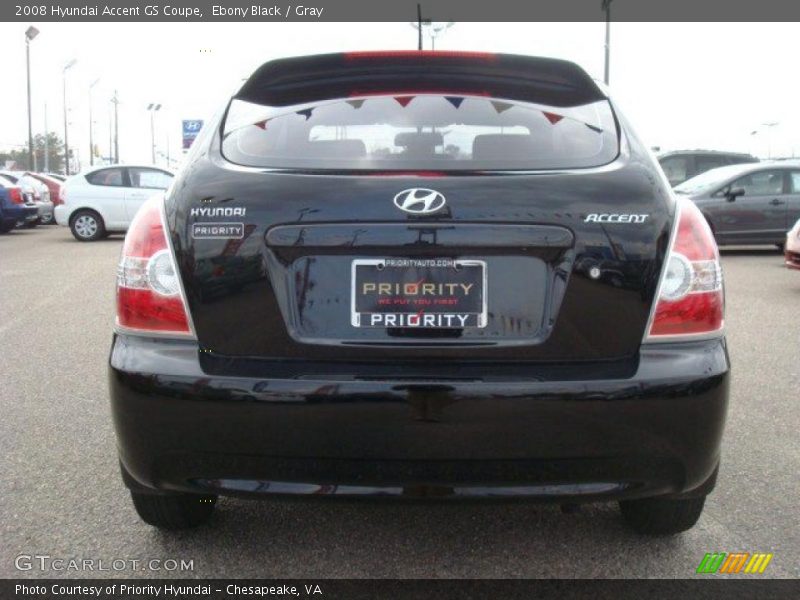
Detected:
[109,51,729,535]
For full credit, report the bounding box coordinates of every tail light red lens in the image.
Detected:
[646,198,724,340]
[9,187,23,204]
[116,196,194,337]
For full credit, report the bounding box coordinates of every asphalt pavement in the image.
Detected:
[1,226,798,579]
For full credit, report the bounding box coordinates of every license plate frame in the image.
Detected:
[351,258,487,329]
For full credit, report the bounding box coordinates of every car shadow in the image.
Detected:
[137,495,699,578]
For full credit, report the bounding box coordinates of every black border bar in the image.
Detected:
[4,579,800,599]
[5,0,800,22]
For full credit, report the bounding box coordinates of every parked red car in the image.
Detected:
[26,172,64,207]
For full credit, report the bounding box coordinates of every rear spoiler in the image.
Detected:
[235,51,607,108]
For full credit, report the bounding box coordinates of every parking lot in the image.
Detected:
[1,225,798,579]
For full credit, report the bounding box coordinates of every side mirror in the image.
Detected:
[725,187,745,202]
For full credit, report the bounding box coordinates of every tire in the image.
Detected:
[70,210,105,242]
[41,214,55,225]
[130,491,217,530]
[0,222,15,233]
[619,495,706,535]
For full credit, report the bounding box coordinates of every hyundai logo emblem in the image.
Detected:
[393,189,447,215]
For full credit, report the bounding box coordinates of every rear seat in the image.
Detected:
[472,134,545,161]
[305,139,366,158]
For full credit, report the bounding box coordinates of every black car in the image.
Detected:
[110,51,729,535]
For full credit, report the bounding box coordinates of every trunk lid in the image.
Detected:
[168,160,672,362]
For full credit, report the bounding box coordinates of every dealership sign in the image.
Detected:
[182,120,204,149]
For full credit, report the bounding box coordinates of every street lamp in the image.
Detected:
[427,22,454,50]
[409,18,454,50]
[146,103,162,165]
[25,26,39,170]
[88,78,100,166]
[750,122,780,159]
[602,0,613,85]
[62,58,77,175]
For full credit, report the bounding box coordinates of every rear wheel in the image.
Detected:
[70,210,105,242]
[619,495,706,535]
[130,491,217,529]
[0,222,15,233]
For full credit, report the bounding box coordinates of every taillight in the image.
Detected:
[645,198,724,341]
[116,196,194,337]
[9,187,23,204]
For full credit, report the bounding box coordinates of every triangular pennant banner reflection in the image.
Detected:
[490,101,513,114]
[394,96,414,107]
[445,96,465,109]
[543,111,564,125]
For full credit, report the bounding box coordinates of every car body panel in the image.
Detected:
[111,334,728,499]
[786,217,800,269]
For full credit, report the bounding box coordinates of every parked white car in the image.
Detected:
[55,164,174,241]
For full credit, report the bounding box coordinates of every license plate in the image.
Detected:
[351,258,487,328]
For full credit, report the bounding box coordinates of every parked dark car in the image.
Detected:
[0,171,53,225]
[675,161,800,246]
[110,51,729,535]
[658,150,758,187]
[0,176,38,232]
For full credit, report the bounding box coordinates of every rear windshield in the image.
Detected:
[221,95,619,171]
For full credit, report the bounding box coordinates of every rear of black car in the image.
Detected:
[109,52,729,534]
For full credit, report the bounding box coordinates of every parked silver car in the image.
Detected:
[675,162,800,247]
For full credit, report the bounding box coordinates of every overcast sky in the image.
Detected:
[0,21,798,169]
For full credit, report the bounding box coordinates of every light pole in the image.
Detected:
[751,122,780,159]
[88,78,100,166]
[146,103,162,165]
[43,103,49,172]
[409,18,453,50]
[111,91,120,163]
[428,22,454,50]
[25,26,39,170]
[62,59,77,175]
[602,0,613,85]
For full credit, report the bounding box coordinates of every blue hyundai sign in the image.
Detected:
[182,120,204,149]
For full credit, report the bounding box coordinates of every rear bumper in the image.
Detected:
[35,200,54,218]
[2,205,37,227]
[109,335,730,501]
[785,235,800,269]
[54,204,71,226]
